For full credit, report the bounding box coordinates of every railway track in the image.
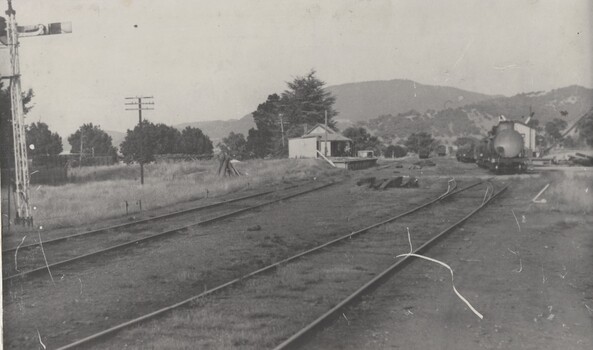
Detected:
[274,183,507,350]
[54,179,490,350]
[2,188,278,254]
[3,181,338,282]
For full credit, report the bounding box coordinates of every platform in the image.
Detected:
[331,157,378,170]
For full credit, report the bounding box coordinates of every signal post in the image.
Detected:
[0,0,71,226]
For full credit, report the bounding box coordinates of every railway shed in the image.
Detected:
[288,124,353,158]
[513,121,537,155]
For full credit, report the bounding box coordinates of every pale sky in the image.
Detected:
[1,0,591,138]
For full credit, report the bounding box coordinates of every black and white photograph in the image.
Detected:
[1,0,592,349]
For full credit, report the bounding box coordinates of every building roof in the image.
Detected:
[300,133,352,141]
[306,123,337,135]
[512,120,534,128]
[289,123,352,142]
[498,115,536,130]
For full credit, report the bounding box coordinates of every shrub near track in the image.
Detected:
[28,159,343,229]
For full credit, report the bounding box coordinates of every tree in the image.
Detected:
[179,126,213,155]
[342,127,384,156]
[526,118,541,132]
[68,123,117,158]
[245,127,269,159]
[251,94,283,156]
[453,136,478,147]
[562,136,576,148]
[152,123,182,155]
[544,118,568,143]
[579,113,593,147]
[121,122,213,164]
[249,70,338,158]
[536,134,548,149]
[26,122,63,156]
[1,81,34,170]
[120,120,157,164]
[219,132,247,159]
[280,70,338,127]
[384,145,407,158]
[404,132,435,154]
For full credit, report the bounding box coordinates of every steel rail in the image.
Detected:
[3,189,279,255]
[273,184,508,350]
[4,182,338,282]
[55,179,484,350]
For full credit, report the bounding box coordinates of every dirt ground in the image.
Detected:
[2,160,452,349]
[307,167,593,349]
[95,178,492,349]
[3,157,591,349]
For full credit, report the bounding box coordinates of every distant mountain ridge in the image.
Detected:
[103,80,593,150]
[358,85,593,144]
[174,114,255,142]
[161,79,498,141]
[327,79,497,123]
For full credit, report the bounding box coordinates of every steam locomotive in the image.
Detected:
[475,120,528,173]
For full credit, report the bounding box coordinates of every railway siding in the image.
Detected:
[2,182,337,280]
[4,173,455,349]
[76,182,493,349]
[303,177,593,350]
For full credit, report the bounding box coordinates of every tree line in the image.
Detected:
[0,81,213,167]
[3,77,593,169]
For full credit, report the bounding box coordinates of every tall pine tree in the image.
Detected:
[248,70,337,158]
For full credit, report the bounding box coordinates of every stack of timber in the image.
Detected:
[356,176,419,190]
[217,155,242,177]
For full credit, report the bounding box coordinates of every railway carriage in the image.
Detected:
[455,143,476,163]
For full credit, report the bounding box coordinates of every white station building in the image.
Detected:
[288,124,353,159]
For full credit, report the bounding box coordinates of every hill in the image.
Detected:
[101,114,255,153]
[105,130,126,150]
[358,85,593,144]
[97,82,592,149]
[174,114,255,142]
[326,79,496,123]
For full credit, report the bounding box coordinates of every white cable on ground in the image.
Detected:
[482,182,493,205]
[446,178,456,194]
[37,329,46,349]
[511,209,521,232]
[397,229,484,319]
[37,230,55,285]
[14,235,27,272]
[532,183,550,203]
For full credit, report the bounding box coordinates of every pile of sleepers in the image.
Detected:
[569,153,593,167]
[356,176,419,190]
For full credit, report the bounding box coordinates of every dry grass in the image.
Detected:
[30,159,342,228]
[546,172,593,213]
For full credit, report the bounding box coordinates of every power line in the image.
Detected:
[125,96,154,185]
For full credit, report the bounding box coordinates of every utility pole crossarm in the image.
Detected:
[124,96,155,185]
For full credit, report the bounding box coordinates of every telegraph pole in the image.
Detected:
[79,130,83,166]
[279,113,285,147]
[0,1,70,225]
[324,110,328,156]
[125,96,154,185]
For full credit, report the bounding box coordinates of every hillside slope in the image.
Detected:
[174,114,255,141]
[359,85,593,144]
[326,79,495,123]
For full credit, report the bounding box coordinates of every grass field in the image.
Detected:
[27,159,342,229]
[547,171,593,213]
